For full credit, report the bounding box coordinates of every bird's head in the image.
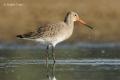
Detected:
[66,11,94,29]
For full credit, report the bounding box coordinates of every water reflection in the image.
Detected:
[0,59,120,80]
[0,46,120,80]
[46,63,56,80]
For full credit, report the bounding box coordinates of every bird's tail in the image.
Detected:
[16,35,24,38]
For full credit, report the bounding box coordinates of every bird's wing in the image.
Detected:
[16,31,37,39]
[35,23,65,38]
[17,22,65,39]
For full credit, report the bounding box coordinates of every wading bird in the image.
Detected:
[16,11,93,63]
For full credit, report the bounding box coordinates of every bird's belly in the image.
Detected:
[53,32,72,45]
[35,38,47,44]
[35,37,60,46]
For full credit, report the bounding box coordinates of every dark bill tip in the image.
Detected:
[85,24,94,29]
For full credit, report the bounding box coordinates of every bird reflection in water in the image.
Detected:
[46,62,57,80]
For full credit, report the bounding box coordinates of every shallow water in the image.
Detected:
[0,46,120,80]
[0,59,120,80]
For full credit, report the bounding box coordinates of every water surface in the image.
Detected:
[0,44,120,80]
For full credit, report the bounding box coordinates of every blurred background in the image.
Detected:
[0,0,120,44]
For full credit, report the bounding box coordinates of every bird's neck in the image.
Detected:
[64,15,74,27]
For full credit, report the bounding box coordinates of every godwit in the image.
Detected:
[16,11,93,63]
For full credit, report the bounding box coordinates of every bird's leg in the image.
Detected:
[52,62,56,76]
[52,46,56,63]
[46,45,49,65]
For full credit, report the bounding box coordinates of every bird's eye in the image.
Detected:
[75,14,77,16]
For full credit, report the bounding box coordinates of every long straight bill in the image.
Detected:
[78,19,94,29]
